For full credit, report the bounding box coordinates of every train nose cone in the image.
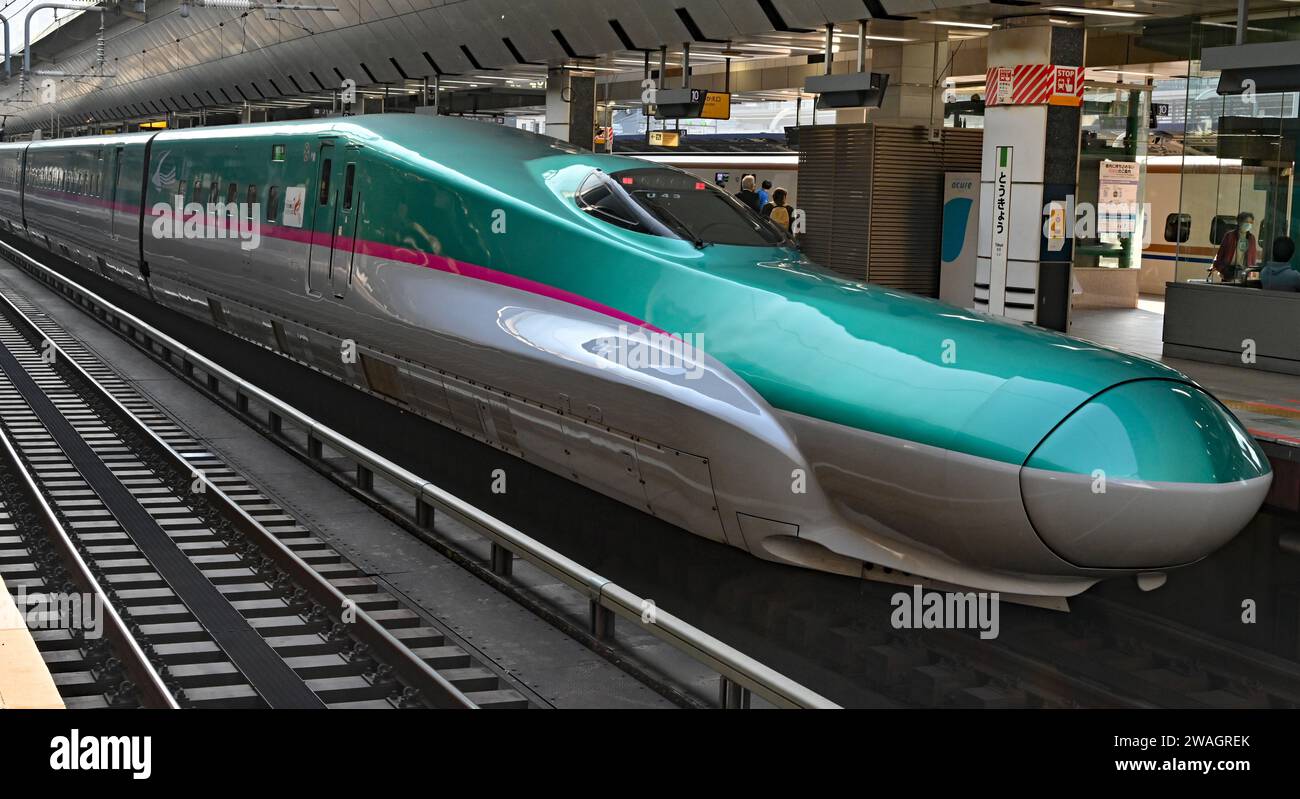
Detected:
[1019,380,1271,569]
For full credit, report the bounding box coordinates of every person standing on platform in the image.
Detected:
[1259,236,1299,292]
[1212,211,1258,283]
[762,187,794,233]
[735,175,761,214]
[758,179,772,209]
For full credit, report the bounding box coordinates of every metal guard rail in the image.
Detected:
[0,238,839,710]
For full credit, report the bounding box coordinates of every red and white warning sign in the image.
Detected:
[985,64,1084,107]
[989,66,1014,105]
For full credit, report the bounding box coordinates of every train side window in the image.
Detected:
[318,159,332,205]
[267,186,280,222]
[246,184,258,218]
[226,182,238,204]
[1164,213,1191,244]
[1209,215,1238,245]
[209,181,220,203]
[342,163,355,210]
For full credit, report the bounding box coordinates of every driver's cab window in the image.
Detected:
[576,172,655,234]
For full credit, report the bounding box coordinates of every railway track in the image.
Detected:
[0,284,531,709]
[707,569,1300,708]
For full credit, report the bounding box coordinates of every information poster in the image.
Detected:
[1098,160,1140,236]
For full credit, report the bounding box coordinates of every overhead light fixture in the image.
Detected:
[925,20,996,30]
[832,32,913,42]
[633,154,800,166]
[1095,69,1160,77]
[1045,6,1149,18]
[1198,21,1271,33]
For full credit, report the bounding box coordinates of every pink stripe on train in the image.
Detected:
[142,198,671,336]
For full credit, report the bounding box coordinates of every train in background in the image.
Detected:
[0,115,1272,604]
[1139,159,1282,293]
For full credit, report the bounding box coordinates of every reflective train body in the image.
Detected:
[0,115,1272,601]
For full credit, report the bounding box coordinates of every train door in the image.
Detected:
[330,158,359,298]
[108,145,124,240]
[306,140,341,295]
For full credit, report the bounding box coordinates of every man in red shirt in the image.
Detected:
[1213,211,1258,282]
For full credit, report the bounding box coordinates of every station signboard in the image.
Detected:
[701,91,731,120]
[649,130,681,147]
[651,89,731,120]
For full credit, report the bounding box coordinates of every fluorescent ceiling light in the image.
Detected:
[1198,21,1271,33]
[1095,69,1159,77]
[1046,6,1148,17]
[925,20,996,30]
[743,42,821,52]
[632,154,800,166]
[1141,155,1242,166]
[833,32,913,42]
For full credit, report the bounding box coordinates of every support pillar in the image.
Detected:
[546,67,596,151]
[975,19,1084,332]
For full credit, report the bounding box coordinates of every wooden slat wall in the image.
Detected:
[796,124,874,281]
[797,124,983,296]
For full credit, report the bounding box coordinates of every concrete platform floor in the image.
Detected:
[0,575,64,709]
[1071,296,1300,450]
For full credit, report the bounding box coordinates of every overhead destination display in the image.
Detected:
[651,89,731,120]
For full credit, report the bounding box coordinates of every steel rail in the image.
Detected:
[0,268,477,709]
[0,238,839,709]
[0,422,179,708]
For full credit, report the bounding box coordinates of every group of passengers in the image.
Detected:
[734,174,795,233]
[1212,210,1298,292]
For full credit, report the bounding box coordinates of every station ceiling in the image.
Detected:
[0,0,1285,133]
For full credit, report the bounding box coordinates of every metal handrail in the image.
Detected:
[0,238,839,709]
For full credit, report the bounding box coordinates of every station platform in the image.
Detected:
[1072,297,1300,511]
[0,575,63,709]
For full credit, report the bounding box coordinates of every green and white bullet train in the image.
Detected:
[0,115,1272,601]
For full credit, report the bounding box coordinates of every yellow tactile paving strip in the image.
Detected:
[0,574,64,709]
[1222,399,1300,447]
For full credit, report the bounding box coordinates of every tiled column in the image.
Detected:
[975,20,1084,332]
[546,68,596,151]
